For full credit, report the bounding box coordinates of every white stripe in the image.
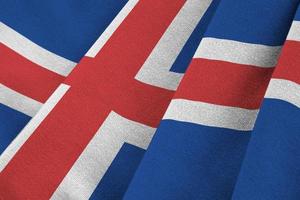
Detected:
[51,111,155,200]
[85,0,139,57]
[194,37,281,67]
[135,0,212,91]
[0,84,42,117]
[0,84,70,172]
[163,99,258,131]
[287,21,300,41]
[265,78,300,108]
[0,22,76,76]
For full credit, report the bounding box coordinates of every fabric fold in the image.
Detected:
[232,5,300,200]
[123,0,299,199]
[0,0,216,199]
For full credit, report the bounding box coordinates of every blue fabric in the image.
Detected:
[124,120,250,200]
[205,0,299,45]
[123,1,300,199]
[0,0,128,61]
[0,104,31,154]
[295,5,300,20]
[90,143,145,200]
[232,99,300,200]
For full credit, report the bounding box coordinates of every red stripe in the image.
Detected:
[0,0,183,199]
[0,43,64,102]
[272,40,300,83]
[174,58,274,109]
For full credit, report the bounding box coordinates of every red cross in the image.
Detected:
[0,0,185,199]
[0,43,64,103]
